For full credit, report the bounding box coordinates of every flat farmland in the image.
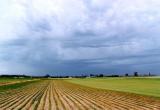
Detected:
[0,79,160,110]
[0,78,33,86]
[67,77,160,97]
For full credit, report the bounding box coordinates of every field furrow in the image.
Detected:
[0,80,159,110]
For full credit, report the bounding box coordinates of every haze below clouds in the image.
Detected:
[0,0,160,75]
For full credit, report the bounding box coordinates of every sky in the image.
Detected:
[0,0,160,76]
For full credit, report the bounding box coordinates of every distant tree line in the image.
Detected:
[125,72,154,77]
[0,75,31,78]
[0,72,156,79]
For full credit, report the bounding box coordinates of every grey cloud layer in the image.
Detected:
[0,0,160,75]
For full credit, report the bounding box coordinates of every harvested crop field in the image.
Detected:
[0,80,29,86]
[0,78,33,86]
[0,80,160,110]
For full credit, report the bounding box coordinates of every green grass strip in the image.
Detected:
[0,80,39,91]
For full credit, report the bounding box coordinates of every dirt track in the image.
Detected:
[0,80,160,110]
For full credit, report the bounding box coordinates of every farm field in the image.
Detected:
[67,77,160,97]
[0,78,34,86]
[0,79,160,110]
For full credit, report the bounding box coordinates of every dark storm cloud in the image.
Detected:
[0,0,160,75]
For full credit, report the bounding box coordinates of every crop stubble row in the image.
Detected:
[0,80,160,110]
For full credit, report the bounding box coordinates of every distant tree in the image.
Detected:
[44,74,50,78]
[149,72,151,76]
[125,73,129,77]
[134,72,138,77]
[90,74,94,77]
[99,74,104,77]
[112,75,119,77]
[107,75,119,77]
